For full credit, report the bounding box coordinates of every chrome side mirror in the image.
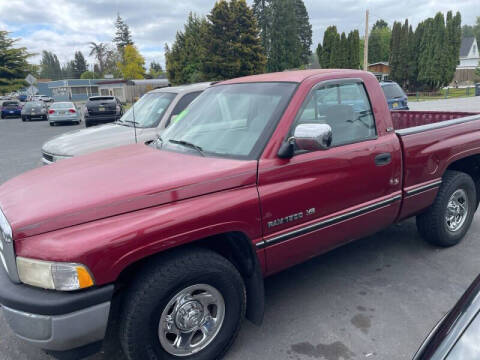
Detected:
[294,123,332,151]
[278,123,332,158]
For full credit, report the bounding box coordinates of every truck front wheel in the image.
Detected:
[120,248,246,360]
[417,170,476,247]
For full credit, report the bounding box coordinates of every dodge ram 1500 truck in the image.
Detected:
[1,69,480,360]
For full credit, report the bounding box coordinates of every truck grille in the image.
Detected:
[0,208,20,283]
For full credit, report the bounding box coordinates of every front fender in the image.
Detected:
[15,185,263,285]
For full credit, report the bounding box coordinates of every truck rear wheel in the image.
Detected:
[120,248,246,360]
[417,170,476,247]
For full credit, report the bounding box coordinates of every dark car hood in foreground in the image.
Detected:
[0,145,257,239]
[42,123,140,156]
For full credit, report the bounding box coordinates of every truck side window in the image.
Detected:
[167,91,203,127]
[294,82,377,148]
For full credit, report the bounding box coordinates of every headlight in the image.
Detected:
[16,257,95,291]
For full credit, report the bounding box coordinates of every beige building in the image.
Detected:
[97,79,170,103]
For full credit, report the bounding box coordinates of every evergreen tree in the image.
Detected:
[319,25,339,68]
[166,13,209,84]
[256,0,312,71]
[348,30,360,69]
[389,21,402,84]
[253,0,271,56]
[0,31,31,93]
[372,19,388,31]
[337,32,348,68]
[268,0,298,71]
[113,14,133,50]
[40,50,62,80]
[203,0,266,79]
[148,61,165,78]
[61,60,75,79]
[406,25,417,89]
[294,0,312,65]
[368,20,391,63]
[444,11,462,86]
[72,51,87,78]
[315,42,323,68]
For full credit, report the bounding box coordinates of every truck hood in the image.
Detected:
[0,145,257,239]
[42,123,144,157]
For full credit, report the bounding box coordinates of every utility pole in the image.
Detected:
[363,9,369,71]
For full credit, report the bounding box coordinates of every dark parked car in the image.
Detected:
[17,94,27,102]
[380,81,409,110]
[21,101,48,121]
[414,274,480,359]
[84,96,123,127]
[1,101,22,118]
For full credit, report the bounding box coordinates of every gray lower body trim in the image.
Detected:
[2,301,110,351]
[257,194,401,249]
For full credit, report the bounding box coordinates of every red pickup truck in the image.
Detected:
[1,69,480,360]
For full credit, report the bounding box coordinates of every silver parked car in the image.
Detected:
[41,82,211,164]
[47,102,81,126]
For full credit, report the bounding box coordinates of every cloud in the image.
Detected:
[1,0,478,69]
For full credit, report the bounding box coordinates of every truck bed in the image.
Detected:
[391,110,480,221]
[391,110,480,133]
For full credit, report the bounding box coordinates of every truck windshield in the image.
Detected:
[159,82,296,159]
[119,92,176,128]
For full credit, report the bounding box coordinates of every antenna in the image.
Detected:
[132,97,138,143]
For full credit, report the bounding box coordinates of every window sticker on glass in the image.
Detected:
[173,109,189,123]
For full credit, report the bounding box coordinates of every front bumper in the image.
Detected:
[0,267,114,351]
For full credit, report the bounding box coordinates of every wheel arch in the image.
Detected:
[115,231,265,325]
[445,154,480,207]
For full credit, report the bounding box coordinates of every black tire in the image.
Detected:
[120,248,246,360]
[49,122,54,126]
[417,170,477,247]
[21,116,25,122]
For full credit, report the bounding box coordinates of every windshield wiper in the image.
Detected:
[168,139,205,156]
[124,120,141,126]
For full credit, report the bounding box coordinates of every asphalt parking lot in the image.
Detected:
[1,96,480,360]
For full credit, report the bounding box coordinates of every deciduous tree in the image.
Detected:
[117,44,145,80]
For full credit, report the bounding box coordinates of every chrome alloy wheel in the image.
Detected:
[445,189,469,232]
[159,284,225,357]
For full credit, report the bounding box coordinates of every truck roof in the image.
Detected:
[219,69,366,85]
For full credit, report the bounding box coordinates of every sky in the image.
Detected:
[0,0,478,71]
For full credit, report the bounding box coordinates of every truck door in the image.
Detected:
[257,79,402,274]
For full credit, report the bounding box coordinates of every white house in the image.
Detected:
[454,37,479,83]
[458,37,479,69]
